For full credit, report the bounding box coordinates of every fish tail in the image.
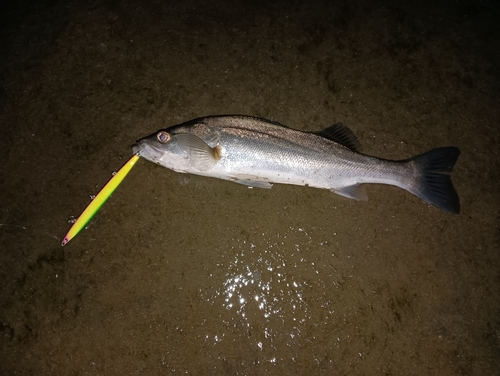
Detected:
[406,147,460,214]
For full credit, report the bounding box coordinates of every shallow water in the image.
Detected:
[1,0,499,375]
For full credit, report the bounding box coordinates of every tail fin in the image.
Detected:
[407,147,460,214]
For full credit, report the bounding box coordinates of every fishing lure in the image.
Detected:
[62,154,140,246]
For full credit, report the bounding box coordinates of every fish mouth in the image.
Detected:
[131,140,165,162]
[131,143,141,155]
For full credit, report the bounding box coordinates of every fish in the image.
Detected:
[132,115,460,213]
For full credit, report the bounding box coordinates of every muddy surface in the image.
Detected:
[1,0,499,374]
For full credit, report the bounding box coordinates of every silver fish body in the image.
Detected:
[132,115,460,213]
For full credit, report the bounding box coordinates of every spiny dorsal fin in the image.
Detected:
[316,123,361,152]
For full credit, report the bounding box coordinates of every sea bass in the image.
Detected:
[132,115,460,213]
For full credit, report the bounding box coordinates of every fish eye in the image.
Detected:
[157,131,171,143]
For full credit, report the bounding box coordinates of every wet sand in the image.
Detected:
[1,0,499,374]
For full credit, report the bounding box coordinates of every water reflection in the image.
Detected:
[203,226,337,361]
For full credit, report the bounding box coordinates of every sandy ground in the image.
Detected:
[1,0,499,374]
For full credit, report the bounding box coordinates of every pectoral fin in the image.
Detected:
[174,133,221,171]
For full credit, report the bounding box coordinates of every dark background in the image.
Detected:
[1,0,499,374]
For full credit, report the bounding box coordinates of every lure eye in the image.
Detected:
[157,131,171,144]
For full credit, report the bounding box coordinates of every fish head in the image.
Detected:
[132,129,192,171]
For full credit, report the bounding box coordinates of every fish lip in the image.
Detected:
[131,143,141,155]
[132,140,165,161]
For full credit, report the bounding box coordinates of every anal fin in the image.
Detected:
[334,184,368,201]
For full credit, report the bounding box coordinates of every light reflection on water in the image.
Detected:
[202,226,338,363]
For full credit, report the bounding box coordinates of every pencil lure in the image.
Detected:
[61,154,140,246]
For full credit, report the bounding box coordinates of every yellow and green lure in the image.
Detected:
[62,154,140,246]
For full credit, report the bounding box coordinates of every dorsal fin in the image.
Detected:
[316,123,361,152]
